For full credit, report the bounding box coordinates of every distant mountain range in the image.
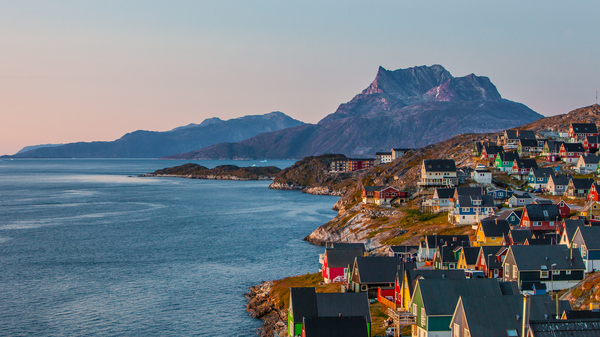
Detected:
[166,64,543,160]
[10,112,304,158]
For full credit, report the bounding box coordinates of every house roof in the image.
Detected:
[438,245,459,263]
[563,310,600,319]
[326,248,365,268]
[480,219,511,237]
[389,245,419,254]
[562,143,585,152]
[509,229,533,244]
[479,245,505,269]
[507,245,586,271]
[424,235,470,249]
[459,295,571,337]
[571,123,599,134]
[533,199,554,205]
[483,145,504,155]
[576,226,600,250]
[562,219,586,242]
[328,243,366,253]
[581,154,600,164]
[422,159,456,172]
[515,158,539,169]
[520,139,540,147]
[405,269,466,298]
[392,148,411,152]
[454,187,485,199]
[570,177,595,190]
[458,195,495,208]
[525,237,555,245]
[434,188,455,199]
[550,174,571,186]
[530,167,554,179]
[290,287,318,323]
[354,257,409,284]
[315,292,371,322]
[545,140,564,152]
[497,209,523,221]
[375,152,392,156]
[302,316,369,337]
[363,186,385,192]
[586,135,600,143]
[517,130,537,139]
[528,319,600,336]
[461,247,480,265]
[417,278,504,316]
[497,152,520,162]
[524,204,561,222]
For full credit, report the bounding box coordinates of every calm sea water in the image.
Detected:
[0,159,338,336]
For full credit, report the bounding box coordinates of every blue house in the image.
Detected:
[448,195,496,226]
[486,187,514,206]
[528,167,554,189]
[497,209,523,228]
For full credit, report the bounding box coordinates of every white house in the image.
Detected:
[471,166,492,185]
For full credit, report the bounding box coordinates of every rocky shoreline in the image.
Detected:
[141,173,274,181]
[245,281,287,337]
[268,182,346,196]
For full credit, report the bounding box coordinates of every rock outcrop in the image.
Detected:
[245,281,287,337]
[141,163,282,180]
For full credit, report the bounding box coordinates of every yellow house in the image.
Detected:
[456,247,481,270]
[474,219,511,247]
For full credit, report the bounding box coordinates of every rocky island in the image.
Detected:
[141,163,282,180]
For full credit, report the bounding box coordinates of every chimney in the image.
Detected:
[522,295,531,337]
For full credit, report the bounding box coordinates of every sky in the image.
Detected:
[1,1,599,155]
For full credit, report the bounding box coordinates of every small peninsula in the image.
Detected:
[141,163,282,180]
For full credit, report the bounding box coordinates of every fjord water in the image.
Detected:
[0,159,338,336]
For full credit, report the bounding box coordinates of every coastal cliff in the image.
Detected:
[141,163,282,180]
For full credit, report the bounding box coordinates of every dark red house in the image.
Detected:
[554,199,572,219]
[584,135,600,153]
[588,183,600,202]
[520,204,562,233]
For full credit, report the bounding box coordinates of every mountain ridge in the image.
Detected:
[166,64,542,160]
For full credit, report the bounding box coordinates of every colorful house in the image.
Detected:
[584,135,600,153]
[559,143,585,164]
[520,204,561,233]
[418,159,458,187]
[374,152,392,164]
[288,288,372,337]
[456,246,480,269]
[503,229,533,245]
[581,200,600,224]
[502,245,586,291]
[507,193,533,207]
[569,123,598,143]
[421,187,455,214]
[511,158,538,178]
[409,279,507,337]
[350,257,405,297]
[481,144,504,161]
[528,167,554,189]
[322,247,365,284]
[566,177,595,198]
[518,139,542,158]
[572,226,600,272]
[486,187,513,206]
[475,245,506,278]
[474,219,511,246]
[494,152,520,172]
[497,209,523,228]
[575,154,600,174]
[546,174,571,196]
[558,219,586,246]
[448,194,496,226]
[418,235,470,262]
[391,148,411,160]
[554,199,572,219]
[542,140,564,162]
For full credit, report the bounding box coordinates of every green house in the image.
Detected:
[409,278,510,337]
[288,287,371,337]
[494,152,519,172]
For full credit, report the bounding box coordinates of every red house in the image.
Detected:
[559,143,585,164]
[554,199,572,219]
[322,248,364,284]
[520,204,562,233]
[348,158,375,171]
[475,246,507,278]
[569,123,599,142]
[588,183,600,202]
[584,135,600,153]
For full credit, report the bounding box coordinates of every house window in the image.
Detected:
[453,323,460,337]
[533,222,541,226]
[421,307,426,327]
[553,270,560,275]
[541,271,549,278]
[566,270,571,275]
[513,265,518,279]
[412,304,417,315]
[464,328,471,337]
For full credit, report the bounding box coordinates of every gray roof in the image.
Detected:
[545,140,564,152]
[326,248,365,268]
[520,139,540,147]
[562,143,584,152]
[483,145,504,155]
[459,295,571,337]
[434,188,455,199]
[354,257,408,284]
[586,135,600,143]
[562,219,585,242]
[458,194,495,208]
[576,226,600,250]
[328,243,366,253]
[423,159,456,172]
[529,319,600,336]
[508,245,586,271]
[363,185,385,192]
[462,247,480,265]
[497,209,523,221]
[524,204,561,222]
[509,229,533,244]
[550,174,571,186]
[290,288,318,323]
[418,279,504,316]
[480,219,511,237]
[425,235,470,249]
[515,158,539,169]
[530,167,554,179]
[563,310,600,319]
[571,123,599,134]
[315,292,371,322]
[581,154,600,164]
[455,187,485,197]
[375,152,392,156]
[497,152,520,162]
[570,177,595,190]
[302,316,369,337]
[389,245,419,254]
[405,269,466,298]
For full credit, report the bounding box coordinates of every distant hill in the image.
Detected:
[167,64,542,160]
[11,112,304,158]
[16,143,63,154]
[517,104,600,132]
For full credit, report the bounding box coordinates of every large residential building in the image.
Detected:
[418,159,458,188]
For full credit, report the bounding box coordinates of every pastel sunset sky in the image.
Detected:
[1,1,599,155]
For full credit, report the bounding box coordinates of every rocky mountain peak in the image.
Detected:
[424,73,502,102]
[362,64,453,99]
